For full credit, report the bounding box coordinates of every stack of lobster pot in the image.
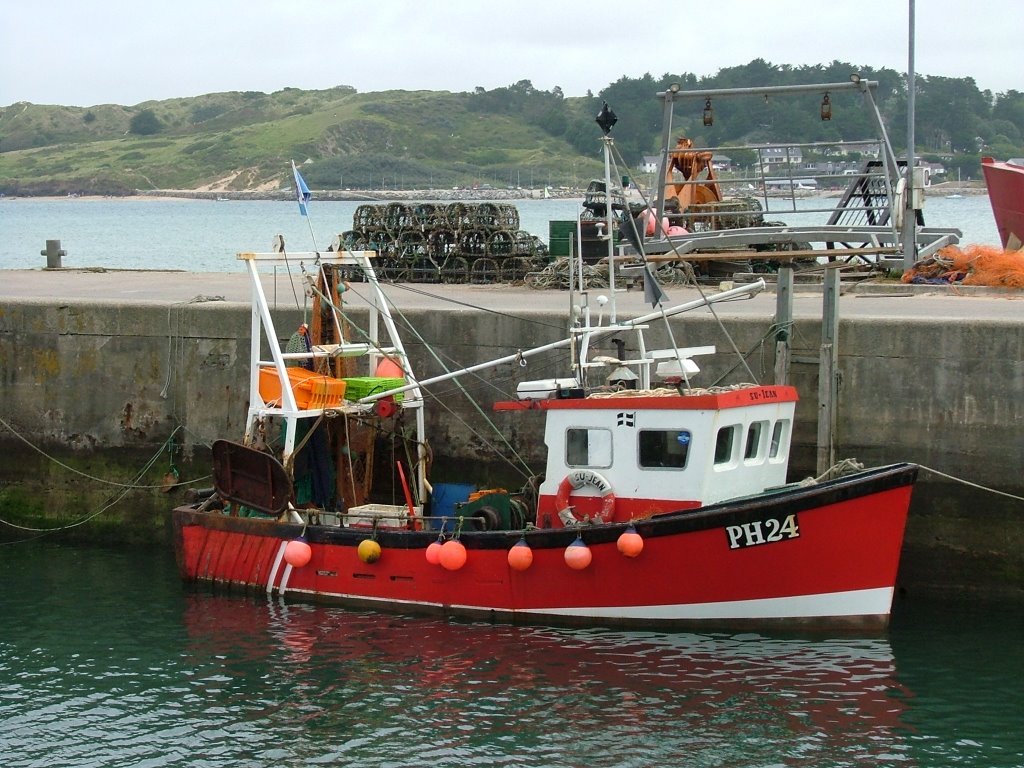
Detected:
[337,202,549,283]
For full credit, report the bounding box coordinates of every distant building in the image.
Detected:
[919,160,946,186]
[764,177,818,190]
[835,141,881,157]
[639,156,660,174]
[757,146,803,168]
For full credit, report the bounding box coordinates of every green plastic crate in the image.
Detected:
[342,376,406,402]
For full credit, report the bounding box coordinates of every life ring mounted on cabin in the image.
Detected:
[555,469,616,525]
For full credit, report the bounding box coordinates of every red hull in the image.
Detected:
[981,157,1024,249]
[173,463,915,630]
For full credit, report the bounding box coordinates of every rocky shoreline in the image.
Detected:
[140,187,582,202]
[8,180,987,203]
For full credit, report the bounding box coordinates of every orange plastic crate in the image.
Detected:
[258,366,347,409]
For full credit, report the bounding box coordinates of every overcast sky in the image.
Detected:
[2,0,1020,107]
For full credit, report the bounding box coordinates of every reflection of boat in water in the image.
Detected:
[172,107,915,632]
[981,157,1024,250]
[181,590,912,763]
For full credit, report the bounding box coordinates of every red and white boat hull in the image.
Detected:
[174,463,915,630]
[981,156,1024,250]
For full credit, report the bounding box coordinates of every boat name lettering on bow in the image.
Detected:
[747,389,780,401]
[725,514,800,549]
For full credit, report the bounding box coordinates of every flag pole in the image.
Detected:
[291,160,320,254]
[291,161,344,342]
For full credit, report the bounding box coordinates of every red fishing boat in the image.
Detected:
[981,157,1024,250]
[172,108,916,631]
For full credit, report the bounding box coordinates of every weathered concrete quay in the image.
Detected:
[1,268,1021,600]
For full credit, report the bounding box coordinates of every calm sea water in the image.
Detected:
[0,194,1001,273]
[1,541,1022,768]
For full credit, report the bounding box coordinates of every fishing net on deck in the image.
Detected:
[902,244,1024,288]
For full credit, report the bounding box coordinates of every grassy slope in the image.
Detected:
[0,87,603,194]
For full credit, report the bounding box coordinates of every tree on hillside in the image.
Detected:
[129,109,163,136]
[913,76,989,153]
[993,91,1024,136]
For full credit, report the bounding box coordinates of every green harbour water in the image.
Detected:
[1,540,1022,767]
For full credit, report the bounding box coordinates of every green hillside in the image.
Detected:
[1,62,1021,196]
[0,85,608,195]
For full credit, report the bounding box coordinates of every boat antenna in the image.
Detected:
[597,102,695,389]
[607,137,759,386]
[617,200,692,389]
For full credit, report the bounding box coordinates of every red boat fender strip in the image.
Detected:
[556,469,616,525]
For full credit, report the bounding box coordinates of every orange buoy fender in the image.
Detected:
[555,469,616,525]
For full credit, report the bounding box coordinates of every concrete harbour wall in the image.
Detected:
[0,286,1021,599]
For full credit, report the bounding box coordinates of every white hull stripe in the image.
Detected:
[520,587,895,621]
[266,541,288,594]
[273,586,894,622]
[278,564,294,596]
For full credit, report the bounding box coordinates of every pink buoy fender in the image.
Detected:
[642,208,670,237]
[375,356,404,379]
[555,469,616,525]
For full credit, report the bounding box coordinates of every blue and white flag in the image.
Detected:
[292,161,312,216]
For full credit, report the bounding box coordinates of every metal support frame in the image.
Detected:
[236,248,427,498]
[648,77,937,269]
[774,267,793,386]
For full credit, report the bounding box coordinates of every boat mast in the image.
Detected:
[902,0,918,269]
[599,107,618,326]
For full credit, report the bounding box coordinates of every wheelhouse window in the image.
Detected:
[714,425,738,466]
[769,419,789,460]
[639,429,691,469]
[744,420,769,461]
[566,427,612,468]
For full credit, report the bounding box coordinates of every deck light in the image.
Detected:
[703,98,713,127]
[821,93,832,121]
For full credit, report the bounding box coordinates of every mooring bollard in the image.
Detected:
[41,239,66,269]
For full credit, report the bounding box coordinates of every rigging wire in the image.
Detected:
[307,277,537,480]
[383,281,566,331]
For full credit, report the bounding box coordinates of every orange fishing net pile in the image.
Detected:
[902,244,1024,288]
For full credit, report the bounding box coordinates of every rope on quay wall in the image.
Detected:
[918,465,1024,503]
[0,416,211,539]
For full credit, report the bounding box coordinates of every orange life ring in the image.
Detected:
[555,470,616,524]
